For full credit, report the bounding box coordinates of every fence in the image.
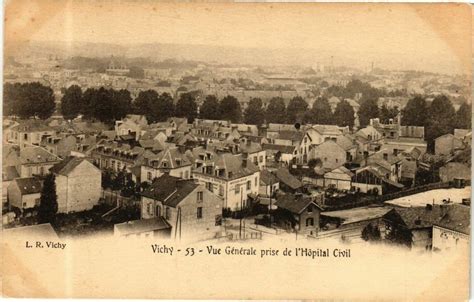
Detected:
[101,189,138,207]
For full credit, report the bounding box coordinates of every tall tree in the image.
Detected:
[333,99,355,129]
[379,104,399,124]
[60,85,83,120]
[286,96,308,123]
[219,95,242,123]
[358,98,379,127]
[265,97,287,124]
[134,89,159,120]
[305,97,334,125]
[454,102,472,129]
[199,95,221,120]
[152,92,175,122]
[426,95,455,144]
[244,98,265,126]
[6,82,56,119]
[175,92,198,123]
[111,88,132,121]
[402,96,428,126]
[38,174,58,224]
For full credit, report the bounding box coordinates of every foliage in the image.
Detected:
[307,158,322,169]
[385,222,413,248]
[200,95,221,120]
[244,98,265,126]
[358,98,379,127]
[286,96,308,123]
[401,96,428,126]
[265,97,287,124]
[361,223,381,242]
[454,102,471,130]
[153,92,175,122]
[175,92,198,123]
[134,89,159,121]
[379,104,399,124]
[426,95,455,148]
[80,87,132,123]
[4,82,56,119]
[219,95,242,123]
[38,174,58,223]
[304,97,333,125]
[333,99,355,129]
[60,85,83,120]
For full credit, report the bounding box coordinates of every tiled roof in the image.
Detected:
[11,119,53,132]
[141,174,199,208]
[275,193,322,214]
[19,147,60,165]
[260,169,279,185]
[274,168,302,190]
[262,143,295,154]
[435,204,470,234]
[50,156,95,176]
[114,217,171,235]
[14,177,42,195]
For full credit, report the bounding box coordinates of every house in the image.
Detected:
[50,157,102,213]
[432,204,470,251]
[324,166,354,191]
[6,119,55,149]
[439,162,471,183]
[3,223,58,239]
[294,125,347,164]
[114,217,171,239]
[274,193,323,237]
[365,149,403,183]
[273,130,304,146]
[140,174,223,240]
[40,135,77,158]
[259,169,280,197]
[274,168,303,193]
[18,146,61,178]
[309,140,347,170]
[320,206,392,243]
[435,134,464,156]
[191,152,260,211]
[239,141,266,170]
[383,204,460,250]
[354,125,384,160]
[262,144,295,167]
[351,165,404,195]
[114,114,148,140]
[138,147,192,183]
[91,140,145,173]
[7,177,42,213]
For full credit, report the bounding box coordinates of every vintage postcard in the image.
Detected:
[1,1,472,300]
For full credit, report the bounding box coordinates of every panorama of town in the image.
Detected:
[2,47,471,252]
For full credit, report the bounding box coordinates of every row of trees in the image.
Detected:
[4,82,56,119]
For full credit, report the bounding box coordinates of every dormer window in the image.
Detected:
[176,158,181,166]
[162,161,168,168]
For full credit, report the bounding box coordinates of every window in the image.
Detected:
[23,202,27,208]
[235,185,240,195]
[335,159,338,163]
[306,218,314,227]
[184,171,189,179]
[147,203,152,215]
[206,182,213,192]
[197,191,203,202]
[39,166,44,175]
[165,207,171,220]
[246,180,251,190]
[255,177,258,187]
[219,185,224,196]
[147,172,152,181]
[24,133,28,140]
[197,207,203,219]
[307,205,312,213]
[259,155,263,163]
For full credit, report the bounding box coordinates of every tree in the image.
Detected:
[219,95,242,123]
[60,85,83,120]
[333,99,355,129]
[305,97,333,125]
[286,96,308,123]
[5,82,56,119]
[175,92,198,123]
[265,97,286,124]
[426,95,455,148]
[38,174,58,224]
[402,96,428,126]
[454,102,471,129]
[361,223,381,242]
[150,92,174,122]
[308,158,322,169]
[244,98,265,126]
[134,89,159,121]
[200,95,221,120]
[358,98,379,127]
[385,223,413,248]
[112,89,132,121]
[379,104,399,124]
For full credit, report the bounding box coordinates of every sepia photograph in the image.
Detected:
[1,1,472,300]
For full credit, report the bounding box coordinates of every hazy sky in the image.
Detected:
[5,1,471,74]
